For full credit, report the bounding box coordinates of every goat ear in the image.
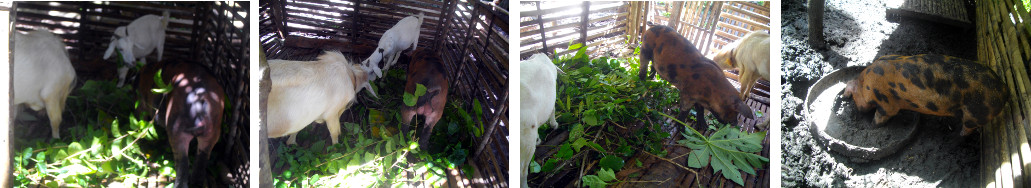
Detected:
[114,27,128,37]
[363,82,378,99]
[104,39,117,59]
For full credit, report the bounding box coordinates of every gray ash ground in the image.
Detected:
[781,0,980,187]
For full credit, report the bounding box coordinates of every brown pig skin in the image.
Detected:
[638,25,755,125]
[843,54,1009,136]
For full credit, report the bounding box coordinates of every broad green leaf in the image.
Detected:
[403,92,417,107]
[598,168,616,182]
[415,83,427,96]
[571,138,588,152]
[530,161,541,173]
[665,109,769,186]
[152,69,172,94]
[599,155,624,170]
[581,175,608,188]
[568,123,584,142]
[568,43,583,50]
[556,143,574,159]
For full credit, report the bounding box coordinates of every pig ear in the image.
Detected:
[843,80,857,98]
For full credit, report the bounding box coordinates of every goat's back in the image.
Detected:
[519,53,559,127]
[13,30,76,107]
[266,51,360,137]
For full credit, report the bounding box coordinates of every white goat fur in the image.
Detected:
[519,53,561,188]
[711,31,770,99]
[104,11,169,87]
[14,30,77,139]
[362,13,425,79]
[267,51,377,145]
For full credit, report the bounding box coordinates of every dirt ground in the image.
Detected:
[780,0,981,186]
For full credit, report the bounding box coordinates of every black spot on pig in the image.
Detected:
[889,89,900,99]
[876,107,886,116]
[656,44,665,54]
[898,83,907,92]
[925,102,938,111]
[922,69,935,87]
[866,86,870,90]
[964,91,989,121]
[908,100,918,108]
[872,66,885,75]
[378,48,384,53]
[888,82,895,88]
[679,64,686,69]
[873,89,888,102]
[933,79,953,95]
[692,73,700,80]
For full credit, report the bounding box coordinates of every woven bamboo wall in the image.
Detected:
[977,0,1031,187]
[518,1,628,58]
[645,1,769,56]
[12,1,250,187]
[259,0,509,186]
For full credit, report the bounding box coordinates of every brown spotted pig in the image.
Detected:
[639,25,755,125]
[401,49,449,148]
[843,54,1009,136]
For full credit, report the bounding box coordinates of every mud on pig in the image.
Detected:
[843,54,1009,136]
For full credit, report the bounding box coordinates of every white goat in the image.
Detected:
[519,53,562,188]
[14,30,77,139]
[711,31,770,100]
[362,13,424,79]
[104,11,169,87]
[266,51,377,145]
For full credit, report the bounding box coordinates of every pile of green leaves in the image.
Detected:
[272,68,485,187]
[528,43,768,187]
[13,80,174,187]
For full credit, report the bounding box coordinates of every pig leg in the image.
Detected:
[170,133,193,188]
[401,108,416,140]
[191,129,219,186]
[44,95,65,139]
[419,110,444,148]
[638,44,654,80]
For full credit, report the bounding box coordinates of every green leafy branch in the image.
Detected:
[656,110,769,186]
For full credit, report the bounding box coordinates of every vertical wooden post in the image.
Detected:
[77,2,89,62]
[257,50,272,188]
[670,1,682,31]
[580,1,589,46]
[536,1,549,55]
[707,2,724,55]
[433,0,451,50]
[2,4,12,188]
[352,0,362,44]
